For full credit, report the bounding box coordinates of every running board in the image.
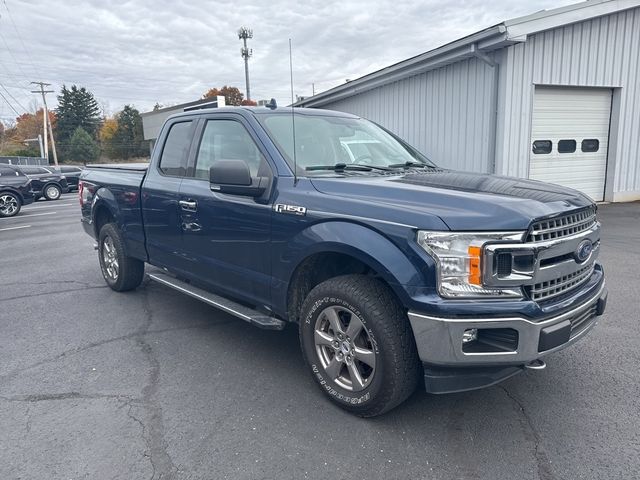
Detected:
[147,272,286,330]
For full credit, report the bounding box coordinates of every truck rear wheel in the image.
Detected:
[299,275,420,417]
[98,223,144,292]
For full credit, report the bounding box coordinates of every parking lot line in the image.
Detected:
[12,211,58,218]
[0,225,31,232]
[23,202,76,209]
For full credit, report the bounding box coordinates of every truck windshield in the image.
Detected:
[258,113,436,175]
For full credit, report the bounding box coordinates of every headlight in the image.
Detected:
[417,231,525,298]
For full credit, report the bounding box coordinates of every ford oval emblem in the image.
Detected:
[575,239,593,263]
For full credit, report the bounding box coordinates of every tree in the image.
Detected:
[202,86,245,106]
[99,117,119,158]
[56,85,101,154]
[241,99,257,106]
[112,105,148,159]
[12,109,56,143]
[67,127,99,163]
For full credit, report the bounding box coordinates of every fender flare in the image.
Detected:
[90,187,120,237]
[280,221,433,310]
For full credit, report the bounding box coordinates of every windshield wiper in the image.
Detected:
[306,163,392,172]
[387,161,434,169]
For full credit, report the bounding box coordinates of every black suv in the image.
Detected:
[0,164,35,217]
[43,165,83,191]
[17,165,69,200]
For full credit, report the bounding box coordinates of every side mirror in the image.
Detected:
[210,160,267,197]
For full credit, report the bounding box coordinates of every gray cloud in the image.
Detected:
[0,0,575,119]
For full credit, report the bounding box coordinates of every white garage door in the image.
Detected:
[529,86,612,201]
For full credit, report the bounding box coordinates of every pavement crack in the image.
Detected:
[0,322,233,384]
[131,288,178,480]
[0,285,109,303]
[0,392,136,403]
[500,385,555,480]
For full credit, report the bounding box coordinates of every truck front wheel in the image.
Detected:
[299,275,421,417]
[98,223,144,292]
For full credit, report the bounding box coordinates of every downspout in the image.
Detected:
[471,43,500,174]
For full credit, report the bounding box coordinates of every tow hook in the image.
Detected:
[525,359,546,370]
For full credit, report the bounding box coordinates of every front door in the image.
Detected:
[178,116,273,308]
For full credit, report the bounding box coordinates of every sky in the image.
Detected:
[0,0,578,121]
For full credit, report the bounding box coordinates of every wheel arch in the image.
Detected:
[282,221,428,322]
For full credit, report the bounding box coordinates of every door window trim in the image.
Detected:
[185,114,274,182]
[156,119,197,178]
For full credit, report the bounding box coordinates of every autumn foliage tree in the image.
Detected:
[202,86,246,106]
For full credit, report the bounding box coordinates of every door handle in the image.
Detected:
[179,199,197,212]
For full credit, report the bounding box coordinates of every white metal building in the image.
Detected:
[296,0,640,202]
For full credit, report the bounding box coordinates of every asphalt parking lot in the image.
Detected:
[0,195,638,480]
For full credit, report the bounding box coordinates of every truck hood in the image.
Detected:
[309,170,594,231]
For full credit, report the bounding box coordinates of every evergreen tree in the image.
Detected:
[67,127,99,163]
[113,105,148,159]
[55,85,101,156]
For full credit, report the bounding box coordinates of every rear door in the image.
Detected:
[142,118,196,273]
[178,115,274,307]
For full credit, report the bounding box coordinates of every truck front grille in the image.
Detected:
[526,207,597,243]
[526,263,595,302]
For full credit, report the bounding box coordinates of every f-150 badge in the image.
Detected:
[274,204,306,216]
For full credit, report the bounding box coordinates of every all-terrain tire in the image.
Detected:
[98,223,145,292]
[299,274,421,417]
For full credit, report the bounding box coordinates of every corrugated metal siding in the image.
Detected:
[496,7,640,196]
[318,57,497,173]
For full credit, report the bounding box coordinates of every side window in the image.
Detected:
[581,139,599,152]
[558,139,576,153]
[532,140,552,154]
[194,120,268,180]
[159,121,193,176]
[21,167,38,174]
[0,167,14,176]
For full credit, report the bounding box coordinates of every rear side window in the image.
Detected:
[558,140,576,153]
[0,167,20,176]
[532,140,552,154]
[20,167,40,174]
[61,166,81,173]
[159,121,193,176]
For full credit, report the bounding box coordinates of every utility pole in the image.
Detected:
[238,27,253,101]
[30,81,58,166]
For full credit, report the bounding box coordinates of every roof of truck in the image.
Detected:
[166,106,360,122]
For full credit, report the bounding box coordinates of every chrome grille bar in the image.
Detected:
[527,207,597,243]
[528,264,595,301]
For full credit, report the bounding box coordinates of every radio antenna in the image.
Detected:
[289,38,298,186]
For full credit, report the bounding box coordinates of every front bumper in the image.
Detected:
[408,281,607,393]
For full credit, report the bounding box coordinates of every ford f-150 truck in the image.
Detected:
[79,105,607,417]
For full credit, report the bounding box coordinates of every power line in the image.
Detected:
[2,0,41,78]
[0,22,30,80]
[0,81,27,112]
[0,88,19,115]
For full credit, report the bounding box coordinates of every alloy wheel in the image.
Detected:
[101,236,119,281]
[46,185,60,199]
[0,194,19,216]
[314,305,376,392]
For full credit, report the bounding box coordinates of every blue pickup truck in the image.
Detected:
[79,105,607,416]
